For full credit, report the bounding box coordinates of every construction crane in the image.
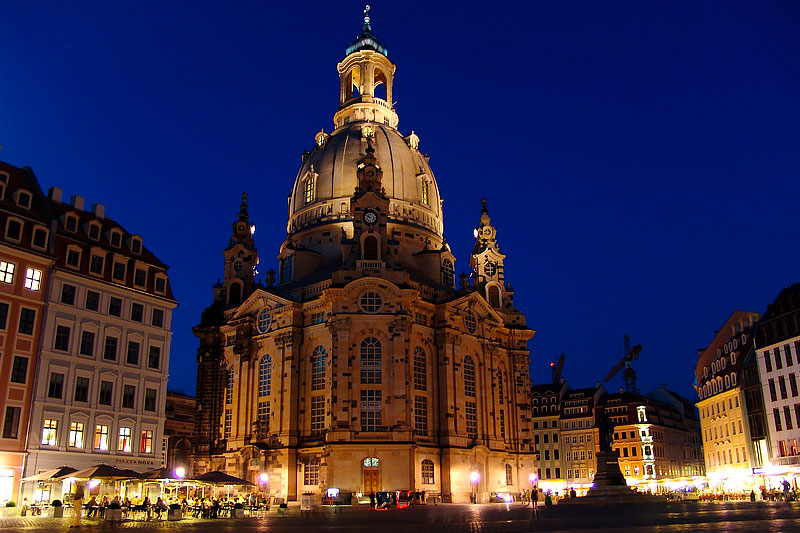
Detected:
[603,334,643,394]
[550,353,565,384]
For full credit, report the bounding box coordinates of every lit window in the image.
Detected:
[258,356,272,396]
[421,180,429,205]
[118,426,132,452]
[42,419,58,446]
[304,177,314,204]
[94,424,109,450]
[141,429,153,453]
[0,261,14,283]
[311,346,326,390]
[24,268,42,291]
[68,422,85,448]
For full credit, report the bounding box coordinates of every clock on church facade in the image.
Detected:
[192,14,536,504]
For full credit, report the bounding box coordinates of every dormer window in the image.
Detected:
[15,190,32,209]
[66,247,81,268]
[134,268,147,287]
[64,214,79,233]
[154,275,167,294]
[112,260,126,282]
[88,223,101,240]
[89,254,105,275]
[0,173,8,201]
[5,218,23,242]
[109,230,122,248]
[130,237,142,254]
[32,226,48,250]
[304,176,315,204]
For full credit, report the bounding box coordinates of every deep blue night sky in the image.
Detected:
[2,2,798,400]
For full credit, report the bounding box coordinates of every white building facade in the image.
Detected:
[22,190,176,499]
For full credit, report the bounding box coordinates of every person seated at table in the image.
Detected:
[86,496,98,517]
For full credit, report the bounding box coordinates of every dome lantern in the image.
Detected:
[334,6,398,129]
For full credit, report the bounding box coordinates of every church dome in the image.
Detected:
[288,126,443,240]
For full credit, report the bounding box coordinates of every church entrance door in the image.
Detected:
[364,469,380,493]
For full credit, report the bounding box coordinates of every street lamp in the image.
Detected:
[470,471,480,504]
[174,467,186,479]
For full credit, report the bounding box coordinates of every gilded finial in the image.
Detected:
[363,5,371,31]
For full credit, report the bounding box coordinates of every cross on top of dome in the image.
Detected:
[345,5,388,57]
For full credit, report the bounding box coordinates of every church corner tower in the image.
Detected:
[192,7,536,504]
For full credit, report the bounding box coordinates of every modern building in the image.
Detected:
[22,186,177,499]
[0,162,54,504]
[530,381,567,491]
[696,311,761,489]
[164,391,195,473]
[192,18,536,503]
[755,284,800,469]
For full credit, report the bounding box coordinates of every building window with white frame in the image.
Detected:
[311,395,325,435]
[258,356,271,396]
[360,390,382,432]
[0,261,14,284]
[24,268,42,291]
[464,356,476,397]
[224,409,232,439]
[360,337,382,384]
[311,346,326,390]
[68,421,85,448]
[414,395,428,434]
[94,424,109,450]
[42,419,58,446]
[304,459,320,485]
[465,401,477,439]
[226,367,234,404]
[118,426,132,452]
[413,347,426,391]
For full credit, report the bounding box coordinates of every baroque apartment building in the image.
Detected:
[193,19,536,504]
[755,284,800,467]
[22,186,176,496]
[560,386,603,490]
[530,381,567,486]
[0,162,54,503]
[696,311,761,483]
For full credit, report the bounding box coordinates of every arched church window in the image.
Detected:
[361,337,382,384]
[464,309,476,334]
[304,458,320,486]
[258,355,272,396]
[441,259,455,287]
[497,372,504,405]
[311,346,326,390]
[279,256,293,284]
[487,285,500,308]
[363,235,379,260]
[421,459,434,484]
[464,356,476,397]
[413,347,426,391]
[359,291,383,313]
[229,283,241,306]
[257,308,272,333]
[226,366,234,404]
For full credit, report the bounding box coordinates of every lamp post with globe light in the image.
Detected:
[174,467,186,501]
[259,473,269,508]
[470,471,480,504]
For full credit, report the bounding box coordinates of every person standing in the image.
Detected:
[70,481,85,528]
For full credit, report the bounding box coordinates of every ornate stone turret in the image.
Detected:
[470,198,509,309]
[218,193,259,307]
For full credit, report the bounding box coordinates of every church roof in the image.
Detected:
[344,6,387,57]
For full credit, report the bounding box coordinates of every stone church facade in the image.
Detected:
[192,19,536,504]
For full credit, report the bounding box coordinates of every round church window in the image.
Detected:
[464,309,476,334]
[360,291,383,313]
[257,308,272,333]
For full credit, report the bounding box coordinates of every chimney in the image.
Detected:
[92,203,105,219]
[49,187,63,203]
[70,195,85,211]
